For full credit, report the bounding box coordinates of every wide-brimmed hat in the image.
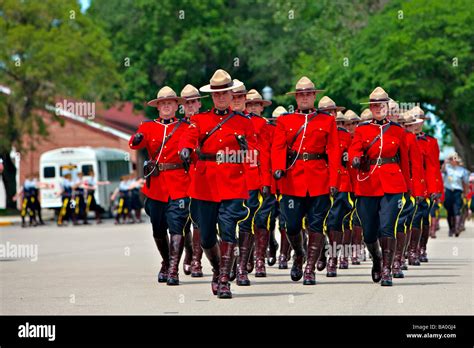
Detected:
[147,86,185,107]
[180,84,209,101]
[286,76,325,95]
[403,111,424,126]
[344,109,361,122]
[318,96,345,112]
[335,111,346,122]
[388,99,399,114]
[245,89,272,107]
[410,106,429,120]
[360,86,391,104]
[200,69,243,93]
[272,106,287,117]
[231,79,247,95]
[360,108,373,121]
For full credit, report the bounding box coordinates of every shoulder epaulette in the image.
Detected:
[318,110,331,117]
[279,112,292,117]
[141,119,154,125]
[358,121,371,127]
[337,127,349,133]
[234,111,250,119]
[389,121,402,128]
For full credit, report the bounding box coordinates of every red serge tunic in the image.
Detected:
[405,131,427,197]
[129,118,190,202]
[416,133,443,195]
[245,114,270,191]
[271,111,340,197]
[348,120,410,197]
[337,127,352,193]
[178,108,258,202]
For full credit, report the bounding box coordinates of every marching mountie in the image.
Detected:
[72,172,87,225]
[408,106,443,262]
[230,80,258,282]
[442,153,469,237]
[272,76,340,285]
[180,84,208,277]
[267,106,293,270]
[129,86,190,286]
[317,96,347,277]
[349,87,411,287]
[56,172,74,226]
[243,89,272,281]
[394,110,426,276]
[179,69,258,299]
[336,110,361,269]
[83,170,110,224]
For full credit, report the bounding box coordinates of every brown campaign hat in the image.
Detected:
[318,96,345,112]
[410,106,429,120]
[147,86,185,107]
[180,84,209,101]
[403,110,423,125]
[344,109,361,122]
[360,108,373,121]
[272,106,287,117]
[360,86,391,104]
[286,76,325,95]
[245,89,272,107]
[200,69,243,93]
[231,79,247,95]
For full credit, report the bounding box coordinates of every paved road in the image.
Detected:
[1,219,472,315]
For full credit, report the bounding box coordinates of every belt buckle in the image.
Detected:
[158,163,164,171]
[376,158,383,166]
[302,152,309,161]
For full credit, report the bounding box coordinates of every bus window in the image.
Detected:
[60,165,78,177]
[43,166,56,178]
[106,160,130,181]
[82,164,94,176]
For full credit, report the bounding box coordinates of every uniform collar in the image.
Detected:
[156,117,177,124]
[213,108,230,115]
[296,108,316,114]
[372,118,389,126]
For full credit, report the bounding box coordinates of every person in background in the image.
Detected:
[72,172,87,225]
[13,174,38,227]
[130,175,145,223]
[56,173,74,226]
[111,174,132,225]
[83,170,110,224]
[442,153,470,237]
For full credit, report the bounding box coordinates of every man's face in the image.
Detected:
[183,99,201,116]
[295,91,316,111]
[405,124,417,133]
[157,100,179,117]
[370,102,389,120]
[231,94,246,111]
[387,113,399,122]
[212,91,232,110]
[344,121,358,134]
[246,102,264,116]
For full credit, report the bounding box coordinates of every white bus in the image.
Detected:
[39,147,132,215]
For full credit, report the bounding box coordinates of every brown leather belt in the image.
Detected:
[369,156,399,165]
[198,152,243,164]
[148,162,184,176]
[296,152,328,161]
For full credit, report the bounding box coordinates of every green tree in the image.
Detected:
[299,0,474,168]
[0,0,121,209]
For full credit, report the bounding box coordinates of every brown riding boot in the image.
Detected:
[167,234,185,286]
[339,229,352,269]
[303,232,326,285]
[429,217,438,238]
[217,241,237,299]
[365,240,382,283]
[380,237,396,286]
[327,230,343,277]
[246,234,255,274]
[408,228,421,266]
[267,228,278,266]
[237,232,252,286]
[191,228,203,277]
[402,228,411,270]
[255,228,270,277]
[183,231,193,275]
[154,236,170,283]
[203,243,221,295]
[419,225,430,262]
[316,236,328,271]
[351,225,363,265]
[287,233,305,282]
[392,232,406,278]
[278,228,290,269]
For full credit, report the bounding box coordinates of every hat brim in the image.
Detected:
[200,80,244,93]
[360,100,390,105]
[231,91,248,96]
[182,95,209,101]
[286,89,325,95]
[405,119,424,126]
[319,106,345,112]
[245,99,272,107]
[147,96,185,107]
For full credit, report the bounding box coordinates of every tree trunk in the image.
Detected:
[1,152,18,210]
[449,113,474,171]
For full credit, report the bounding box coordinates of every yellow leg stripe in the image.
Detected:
[118,198,124,214]
[342,193,354,233]
[394,194,407,237]
[86,195,92,213]
[322,195,335,235]
[75,197,80,214]
[236,200,251,238]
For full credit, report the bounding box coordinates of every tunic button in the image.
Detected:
[379,146,382,149]
[220,118,223,121]
[164,156,166,159]
[319,128,322,131]
[219,139,222,142]
[206,131,209,135]
[240,171,243,174]
[303,147,306,150]
[290,128,293,131]
[366,140,369,143]
[164,145,167,149]
[399,169,401,172]
[392,141,395,144]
